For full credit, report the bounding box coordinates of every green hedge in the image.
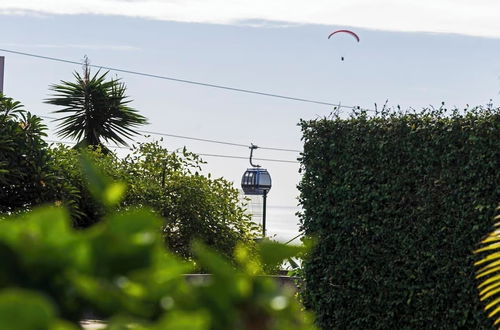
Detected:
[298,107,499,329]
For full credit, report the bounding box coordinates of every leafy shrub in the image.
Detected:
[0,158,316,329]
[298,106,499,329]
[0,94,78,216]
[48,141,259,259]
[1,95,257,260]
[122,141,259,259]
[47,145,116,227]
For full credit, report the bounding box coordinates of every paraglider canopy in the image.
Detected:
[328,30,360,42]
[328,30,359,61]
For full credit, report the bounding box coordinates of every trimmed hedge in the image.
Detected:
[298,107,499,329]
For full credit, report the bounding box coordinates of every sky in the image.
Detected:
[1,1,499,241]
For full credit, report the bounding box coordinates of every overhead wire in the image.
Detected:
[139,129,251,149]
[0,48,370,110]
[40,115,302,153]
[1,47,377,154]
[284,233,303,245]
[46,139,299,164]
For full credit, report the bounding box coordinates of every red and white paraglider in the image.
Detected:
[328,29,360,61]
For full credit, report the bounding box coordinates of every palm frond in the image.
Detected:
[45,66,147,147]
[475,205,500,328]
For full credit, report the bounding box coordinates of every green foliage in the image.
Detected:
[1,94,256,260]
[45,145,107,227]
[45,59,147,149]
[0,159,315,329]
[79,152,126,209]
[475,205,500,329]
[47,141,259,260]
[298,106,499,329]
[0,94,79,216]
[0,289,77,330]
[119,141,255,259]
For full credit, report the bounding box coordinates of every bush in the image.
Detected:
[48,141,259,260]
[0,158,316,329]
[47,145,116,227]
[0,94,78,216]
[298,106,499,329]
[119,141,259,260]
[1,95,257,260]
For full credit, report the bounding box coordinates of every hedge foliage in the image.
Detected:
[298,106,499,329]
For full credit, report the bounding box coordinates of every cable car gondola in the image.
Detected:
[241,167,272,195]
[241,144,272,237]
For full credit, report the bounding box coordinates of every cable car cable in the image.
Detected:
[39,115,302,153]
[46,140,300,164]
[0,48,371,110]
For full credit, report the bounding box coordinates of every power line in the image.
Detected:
[284,233,303,245]
[134,129,301,153]
[0,48,365,110]
[197,153,298,164]
[140,129,250,148]
[259,146,301,153]
[46,139,130,150]
[46,140,299,164]
[40,115,302,153]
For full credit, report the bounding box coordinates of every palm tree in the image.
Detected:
[45,57,147,150]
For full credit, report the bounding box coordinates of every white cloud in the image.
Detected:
[1,0,499,38]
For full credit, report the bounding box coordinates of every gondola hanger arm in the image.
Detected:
[249,143,261,168]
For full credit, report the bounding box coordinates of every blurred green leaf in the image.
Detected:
[86,209,162,277]
[150,311,209,330]
[0,289,76,330]
[79,153,125,208]
[105,182,127,208]
[258,240,306,270]
[192,241,235,278]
